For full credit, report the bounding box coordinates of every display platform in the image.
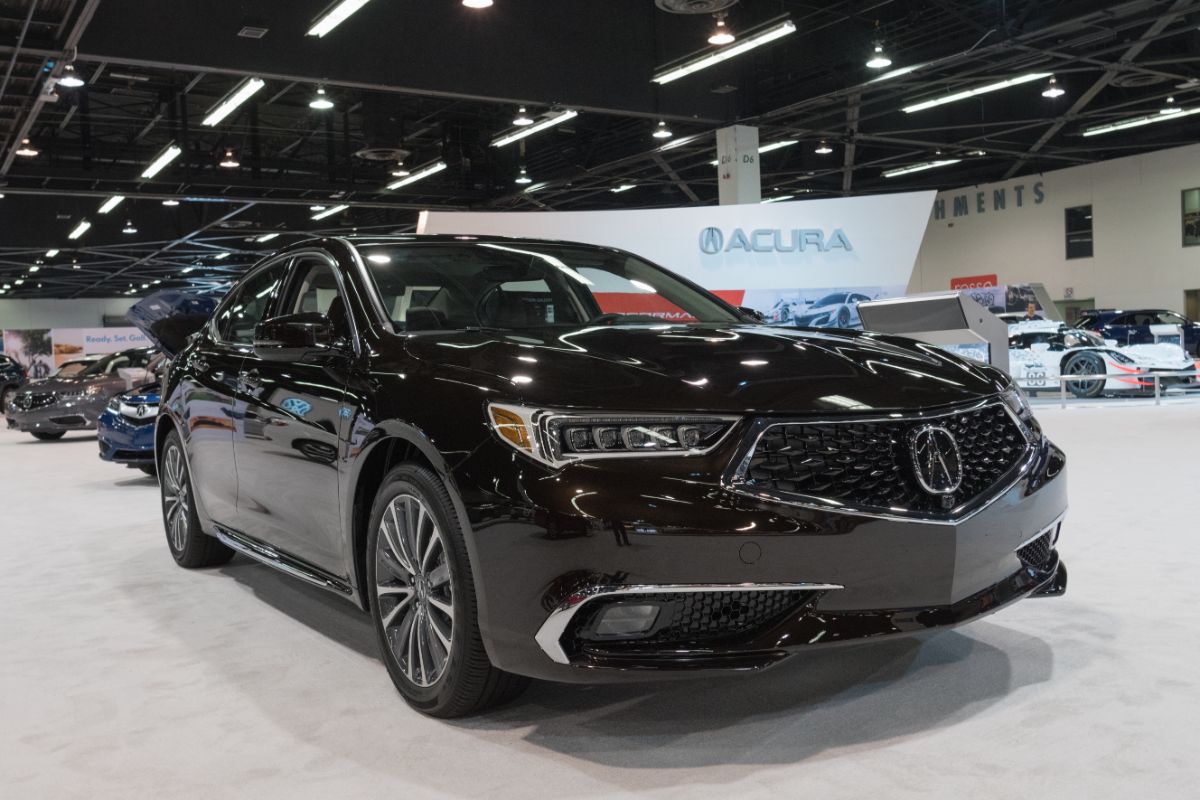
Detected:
[1,401,1197,799]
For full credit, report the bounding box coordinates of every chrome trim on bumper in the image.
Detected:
[534,581,844,665]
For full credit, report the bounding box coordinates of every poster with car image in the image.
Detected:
[741,285,908,328]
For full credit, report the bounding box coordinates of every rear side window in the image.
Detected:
[215,263,287,344]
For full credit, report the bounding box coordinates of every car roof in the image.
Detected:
[280,233,637,253]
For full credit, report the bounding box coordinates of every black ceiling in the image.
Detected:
[1,0,1198,299]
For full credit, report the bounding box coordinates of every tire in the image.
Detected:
[159,430,234,568]
[31,431,66,441]
[1062,352,1106,398]
[366,463,528,717]
[138,463,157,477]
[837,307,851,328]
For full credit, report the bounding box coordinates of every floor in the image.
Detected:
[2,401,1198,799]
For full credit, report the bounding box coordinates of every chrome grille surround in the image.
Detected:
[723,397,1040,524]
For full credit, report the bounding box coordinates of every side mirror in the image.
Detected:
[254,313,333,358]
[737,306,766,323]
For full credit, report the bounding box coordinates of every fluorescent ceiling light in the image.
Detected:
[761,195,795,203]
[611,184,636,193]
[882,159,961,178]
[141,144,182,178]
[45,249,59,257]
[256,233,281,242]
[312,203,349,220]
[659,133,703,151]
[68,220,91,240]
[386,160,448,190]
[202,78,266,126]
[902,72,1051,113]
[490,109,578,148]
[868,63,922,84]
[213,252,231,260]
[98,195,125,214]
[1082,105,1200,136]
[710,139,798,165]
[307,0,372,37]
[652,19,796,85]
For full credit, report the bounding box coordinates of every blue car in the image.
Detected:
[1077,309,1200,356]
[97,383,160,475]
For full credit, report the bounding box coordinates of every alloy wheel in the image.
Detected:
[161,444,190,551]
[375,493,455,688]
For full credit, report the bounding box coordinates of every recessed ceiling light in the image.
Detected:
[15,138,38,157]
[652,120,673,139]
[652,19,796,84]
[307,0,372,37]
[202,78,266,126]
[309,86,334,110]
[708,14,735,46]
[58,63,85,87]
[902,72,1051,113]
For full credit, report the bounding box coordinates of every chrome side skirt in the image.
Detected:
[534,581,844,666]
[213,524,354,597]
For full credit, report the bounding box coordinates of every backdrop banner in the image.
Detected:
[1,326,149,378]
[419,191,936,328]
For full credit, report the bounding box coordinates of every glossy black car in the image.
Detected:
[158,236,1068,717]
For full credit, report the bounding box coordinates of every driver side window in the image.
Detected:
[216,262,287,344]
[280,257,351,341]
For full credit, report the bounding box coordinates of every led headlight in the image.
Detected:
[106,395,122,413]
[1001,386,1041,440]
[488,402,737,467]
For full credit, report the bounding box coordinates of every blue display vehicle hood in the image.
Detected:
[126,291,219,357]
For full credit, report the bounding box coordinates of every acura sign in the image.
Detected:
[700,226,853,254]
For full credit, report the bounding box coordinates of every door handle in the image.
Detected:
[238,369,261,389]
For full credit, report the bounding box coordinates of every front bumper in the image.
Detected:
[456,432,1068,683]
[97,409,156,463]
[6,398,104,433]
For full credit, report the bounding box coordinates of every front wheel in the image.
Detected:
[159,430,233,568]
[367,464,528,717]
[1063,352,1106,398]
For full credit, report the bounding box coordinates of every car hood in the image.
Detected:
[127,291,219,357]
[403,324,1005,413]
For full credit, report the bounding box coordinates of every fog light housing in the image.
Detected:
[591,603,661,639]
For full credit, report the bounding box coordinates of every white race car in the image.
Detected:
[1008,320,1197,397]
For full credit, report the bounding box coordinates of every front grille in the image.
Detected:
[1017,533,1054,567]
[16,392,56,410]
[573,590,809,647]
[739,402,1029,518]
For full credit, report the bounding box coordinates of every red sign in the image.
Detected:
[950,274,998,290]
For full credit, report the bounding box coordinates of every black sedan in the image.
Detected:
[156,235,1067,717]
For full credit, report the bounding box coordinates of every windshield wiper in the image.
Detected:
[587,313,664,325]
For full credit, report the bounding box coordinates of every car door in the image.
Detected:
[184,261,288,526]
[231,251,357,575]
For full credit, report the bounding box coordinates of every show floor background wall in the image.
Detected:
[911,142,1200,310]
[0,298,135,330]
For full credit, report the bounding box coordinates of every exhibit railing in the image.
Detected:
[1047,370,1200,408]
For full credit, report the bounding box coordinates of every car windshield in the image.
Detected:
[54,360,92,377]
[80,352,132,376]
[355,241,741,331]
[814,293,845,306]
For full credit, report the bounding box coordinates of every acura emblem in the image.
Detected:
[908,425,963,495]
[699,226,724,255]
[135,404,148,418]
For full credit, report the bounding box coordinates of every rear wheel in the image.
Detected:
[31,431,66,441]
[159,430,233,568]
[367,464,528,717]
[1063,352,1106,398]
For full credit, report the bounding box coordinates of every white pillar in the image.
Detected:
[715,124,760,205]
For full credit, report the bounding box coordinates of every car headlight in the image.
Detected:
[488,402,737,467]
[106,396,122,413]
[85,384,108,397]
[1001,387,1041,440]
